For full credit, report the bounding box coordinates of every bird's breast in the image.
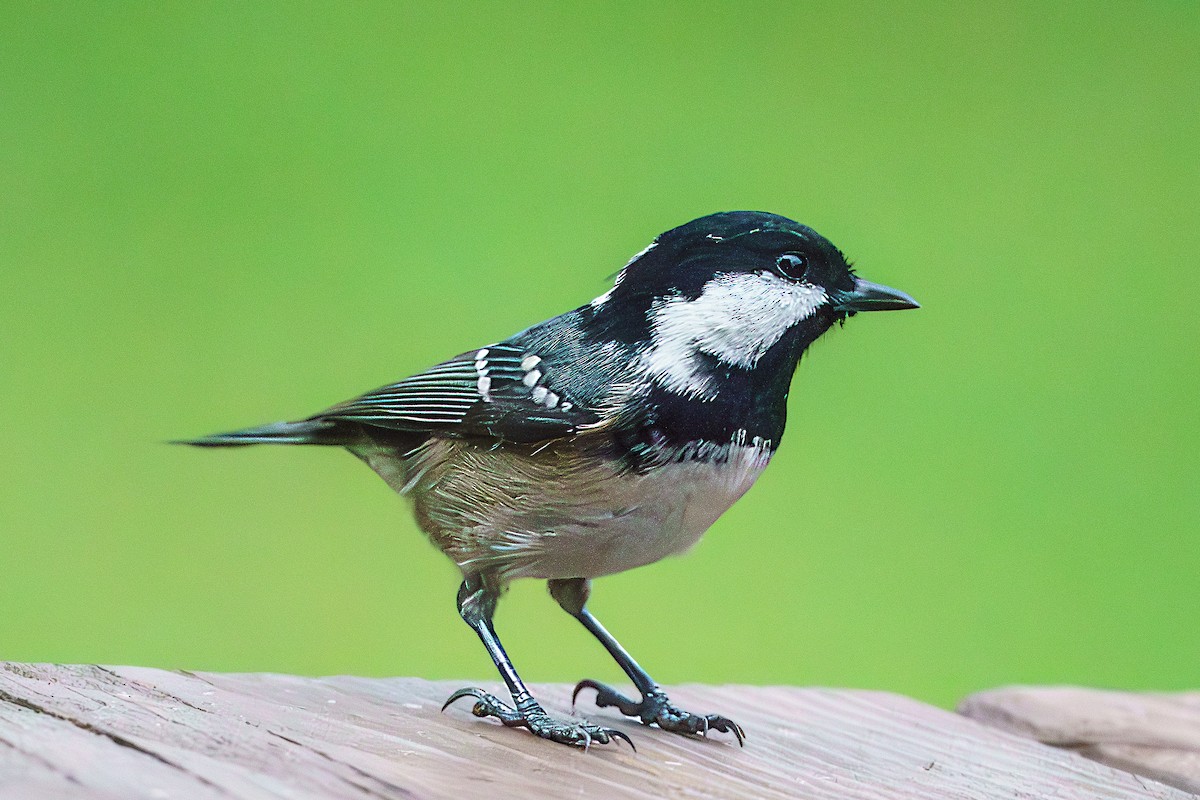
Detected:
[373,433,773,581]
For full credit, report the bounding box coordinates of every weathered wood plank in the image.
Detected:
[960,686,1200,795]
[0,664,1189,799]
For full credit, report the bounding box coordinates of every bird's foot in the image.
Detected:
[442,687,634,750]
[573,679,745,745]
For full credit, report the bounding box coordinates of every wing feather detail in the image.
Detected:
[311,343,603,443]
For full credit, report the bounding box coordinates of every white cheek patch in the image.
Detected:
[639,271,827,398]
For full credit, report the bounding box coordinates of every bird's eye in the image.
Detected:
[776,253,808,280]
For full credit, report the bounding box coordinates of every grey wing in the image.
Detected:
[313,343,604,444]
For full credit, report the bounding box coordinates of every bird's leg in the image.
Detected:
[549,577,745,745]
[442,573,632,749]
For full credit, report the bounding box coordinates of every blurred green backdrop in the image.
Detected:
[1,2,1197,708]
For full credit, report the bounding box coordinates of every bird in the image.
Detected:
[180,210,919,750]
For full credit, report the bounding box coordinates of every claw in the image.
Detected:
[711,716,747,747]
[609,728,637,752]
[441,686,491,713]
[571,678,603,709]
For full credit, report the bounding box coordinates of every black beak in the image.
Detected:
[833,278,920,313]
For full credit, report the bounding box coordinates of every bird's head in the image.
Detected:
[587,211,918,398]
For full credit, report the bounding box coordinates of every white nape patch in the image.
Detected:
[591,241,657,308]
[640,271,827,398]
[590,288,616,309]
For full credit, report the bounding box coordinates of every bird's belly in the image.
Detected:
[527,453,771,580]
[379,438,772,581]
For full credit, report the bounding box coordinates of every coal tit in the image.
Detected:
[182,211,919,749]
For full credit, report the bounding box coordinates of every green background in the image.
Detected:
[2,2,1196,708]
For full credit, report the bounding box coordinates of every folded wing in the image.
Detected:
[315,343,603,444]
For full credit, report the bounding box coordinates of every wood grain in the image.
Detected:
[960,686,1200,795]
[0,664,1188,799]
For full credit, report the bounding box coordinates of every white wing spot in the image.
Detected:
[520,354,541,371]
[474,348,493,402]
[531,386,549,404]
[543,391,559,409]
[522,369,542,387]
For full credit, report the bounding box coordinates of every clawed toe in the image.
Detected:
[573,680,745,746]
[443,686,634,750]
[572,678,643,717]
[442,687,522,723]
[697,714,746,746]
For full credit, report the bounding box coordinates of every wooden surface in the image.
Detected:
[961,686,1200,795]
[0,664,1190,800]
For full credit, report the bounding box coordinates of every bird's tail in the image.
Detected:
[174,419,344,447]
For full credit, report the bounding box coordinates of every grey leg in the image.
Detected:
[442,573,632,749]
[549,577,745,745]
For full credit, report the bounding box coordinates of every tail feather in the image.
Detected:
[175,419,342,447]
